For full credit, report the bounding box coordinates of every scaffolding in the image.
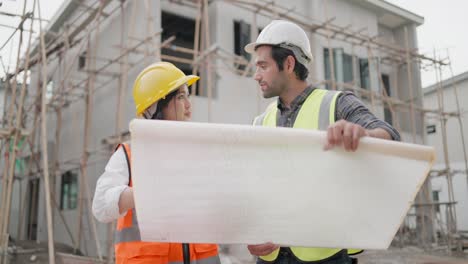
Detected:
[0,0,467,263]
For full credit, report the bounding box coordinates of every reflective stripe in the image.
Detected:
[115,209,141,243]
[259,248,280,262]
[318,90,340,130]
[114,225,141,243]
[254,102,277,126]
[347,249,364,255]
[253,112,267,126]
[131,208,139,225]
[169,255,221,264]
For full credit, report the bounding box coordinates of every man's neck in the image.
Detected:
[279,81,309,108]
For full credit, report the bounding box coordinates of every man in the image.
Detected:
[244,20,400,264]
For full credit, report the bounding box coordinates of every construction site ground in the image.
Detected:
[221,246,468,264]
[220,245,468,264]
[5,241,468,264]
[355,248,468,264]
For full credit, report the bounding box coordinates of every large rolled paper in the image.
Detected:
[130,119,434,249]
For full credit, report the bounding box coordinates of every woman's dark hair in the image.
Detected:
[150,89,178,120]
[256,45,309,81]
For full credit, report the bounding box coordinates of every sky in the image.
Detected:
[386,0,468,87]
[0,0,467,87]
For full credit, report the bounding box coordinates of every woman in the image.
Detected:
[92,62,220,264]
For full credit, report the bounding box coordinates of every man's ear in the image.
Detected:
[285,55,296,74]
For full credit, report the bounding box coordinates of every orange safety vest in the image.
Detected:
[114,143,220,264]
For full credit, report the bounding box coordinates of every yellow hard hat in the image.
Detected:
[133,62,199,116]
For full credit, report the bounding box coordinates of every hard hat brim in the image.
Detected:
[167,75,200,95]
[244,42,257,54]
[245,42,314,64]
[245,42,275,54]
[136,75,199,116]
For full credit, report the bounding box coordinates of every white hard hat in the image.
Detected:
[244,20,313,66]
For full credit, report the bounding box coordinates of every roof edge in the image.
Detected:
[364,0,424,26]
[424,70,468,95]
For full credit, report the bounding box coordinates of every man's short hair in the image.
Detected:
[256,45,309,81]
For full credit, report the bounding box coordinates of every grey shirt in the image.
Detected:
[276,86,401,141]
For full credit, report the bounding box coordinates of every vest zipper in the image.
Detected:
[183,243,190,264]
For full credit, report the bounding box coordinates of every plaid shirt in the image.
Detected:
[276,86,401,141]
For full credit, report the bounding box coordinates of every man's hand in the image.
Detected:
[247,243,279,256]
[324,120,369,152]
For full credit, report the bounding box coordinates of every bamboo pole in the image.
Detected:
[74,2,105,257]
[391,63,403,140]
[23,84,41,241]
[433,51,456,253]
[143,0,159,61]
[0,1,35,261]
[203,0,212,121]
[142,0,150,60]
[241,10,258,78]
[37,0,56,262]
[3,4,27,129]
[106,1,131,261]
[323,0,336,91]
[404,26,429,248]
[436,61,457,224]
[116,0,127,143]
[365,43,376,113]
[351,44,357,92]
[0,0,28,243]
[446,52,468,202]
[372,49,403,135]
[15,175,24,241]
[251,10,261,114]
[403,27,417,143]
[79,4,103,259]
[1,80,9,126]
[48,27,69,244]
[17,176,28,240]
[192,0,202,96]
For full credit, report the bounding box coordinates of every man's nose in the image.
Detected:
[254,72,261,82]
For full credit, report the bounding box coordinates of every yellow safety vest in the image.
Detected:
[253,88,363,262]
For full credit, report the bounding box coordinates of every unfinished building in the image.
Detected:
[0,0,466,263]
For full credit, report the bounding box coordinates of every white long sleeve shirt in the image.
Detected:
[92,147,130,223]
